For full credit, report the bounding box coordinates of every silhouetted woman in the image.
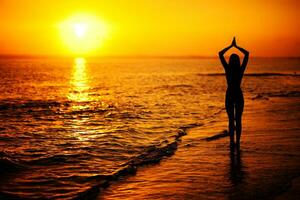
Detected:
[219,37,249,149]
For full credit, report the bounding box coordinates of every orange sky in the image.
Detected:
[0,0,299,57]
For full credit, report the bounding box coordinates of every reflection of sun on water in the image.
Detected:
[67,57,108,141]
[68,57,92,141]
[68,57,90,108]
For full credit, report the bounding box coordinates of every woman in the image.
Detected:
[219,37,249,149]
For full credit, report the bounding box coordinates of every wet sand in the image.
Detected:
[99,97,300,199]
[275,176,300,200]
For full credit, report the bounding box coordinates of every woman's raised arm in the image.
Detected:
[219,40,233,70]
[235,45,249,72]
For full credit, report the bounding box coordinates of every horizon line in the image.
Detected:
[0,54,299,59]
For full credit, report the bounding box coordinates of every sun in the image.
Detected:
[59,14,109,55]
[74,23,87,38]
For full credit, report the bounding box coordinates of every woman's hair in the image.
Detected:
[229,54,240,69]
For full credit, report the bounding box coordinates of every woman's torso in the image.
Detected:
[225,69,244,102]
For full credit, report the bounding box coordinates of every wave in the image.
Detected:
[197,72,300,77]
[0,99,64,111]
[0,157,25,173]
[72,124,203,199]
[0,99,113,121]
[76,123,230,199]
[202,130,229,141]
[252,91,300,100]
[154,84,194,90]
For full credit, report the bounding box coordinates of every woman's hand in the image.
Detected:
[231,37,236,47]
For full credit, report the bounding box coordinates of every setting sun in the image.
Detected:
[59,14,109,55]
[74,23,87,38]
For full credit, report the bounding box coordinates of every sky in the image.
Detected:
[0,0,299,57]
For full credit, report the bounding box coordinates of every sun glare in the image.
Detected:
[59,14,109,55]
[74,23,87,38]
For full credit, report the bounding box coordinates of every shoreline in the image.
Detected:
[100,97,300,199]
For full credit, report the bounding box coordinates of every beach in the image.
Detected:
[0,57,299,199]
[101,96,300,200]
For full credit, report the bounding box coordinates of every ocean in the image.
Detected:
[0,57,299,199]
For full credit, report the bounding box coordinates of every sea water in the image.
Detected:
[0,57,299,199]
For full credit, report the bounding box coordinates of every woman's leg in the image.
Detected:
[235,92,244,148]
[226,94,235,148]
